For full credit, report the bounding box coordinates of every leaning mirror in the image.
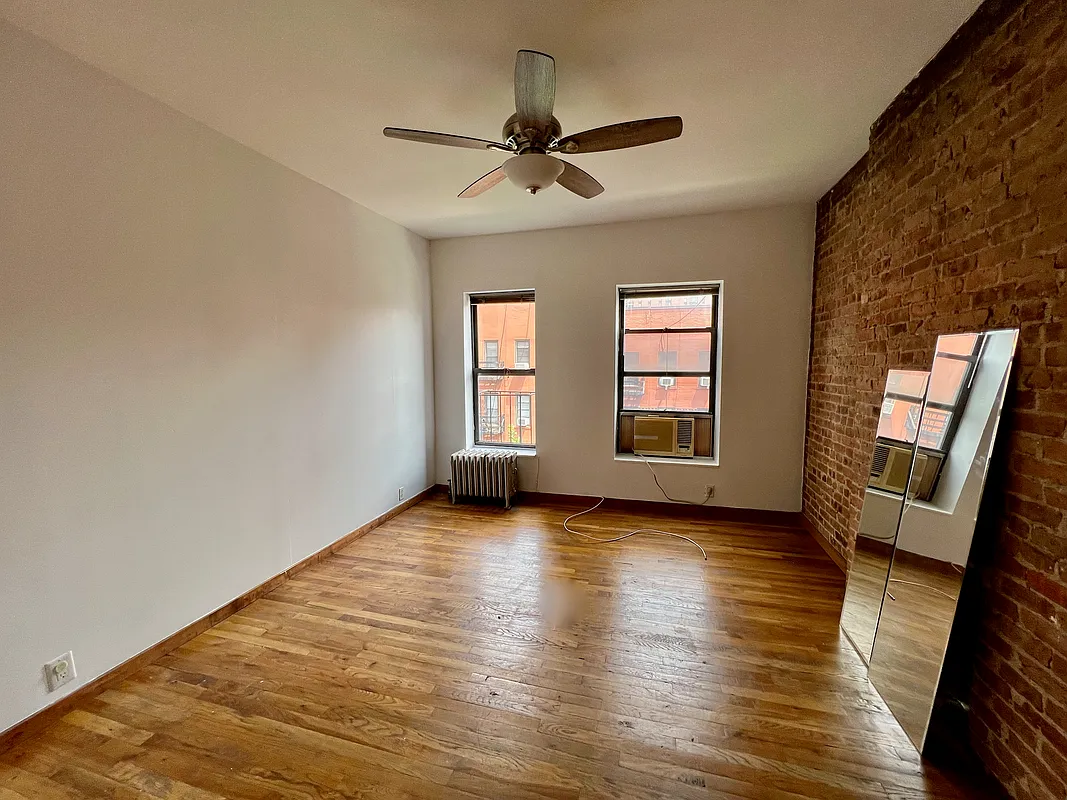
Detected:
[840,369,930,663]
[869,329,1019,751]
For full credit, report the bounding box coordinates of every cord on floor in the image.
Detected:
[560,456,709,560]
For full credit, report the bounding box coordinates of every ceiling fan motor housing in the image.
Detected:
[503,113,562,154]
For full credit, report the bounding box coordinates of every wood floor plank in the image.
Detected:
[1,495,987,798]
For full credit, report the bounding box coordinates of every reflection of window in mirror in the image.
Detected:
[869,370,930,497]
[912,333,983,501]
[877,369,928,445]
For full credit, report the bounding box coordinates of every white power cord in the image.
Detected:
[635,452,713,505]
[887,578,957,601]
[560,456,709,560]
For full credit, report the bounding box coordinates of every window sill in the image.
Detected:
[473,445,537,457]
[614,453,718,467]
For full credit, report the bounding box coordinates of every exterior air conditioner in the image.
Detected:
[633,416,694,458]
[868,442,915,494]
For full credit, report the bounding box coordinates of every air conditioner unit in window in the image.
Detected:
[633,416,694,458]
[658,376,676,388]
[868,441,915,494]
[698,376,711,388]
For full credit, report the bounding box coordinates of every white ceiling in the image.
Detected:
[0,0,981,239]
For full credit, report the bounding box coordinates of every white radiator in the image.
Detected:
[449,449,519,508]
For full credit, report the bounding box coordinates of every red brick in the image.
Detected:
[1026,569,1067,611]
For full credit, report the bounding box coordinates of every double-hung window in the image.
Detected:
[470,291,536,448]
[919,333,982,453]
[515,339,531,370]
[616,284,719,457]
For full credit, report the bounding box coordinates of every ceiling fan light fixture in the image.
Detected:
[503,154,564,194]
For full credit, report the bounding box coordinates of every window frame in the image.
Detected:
[615,284,720,457]
[470,291,536,450]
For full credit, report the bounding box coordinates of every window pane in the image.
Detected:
[621,375,710,413]
[919,407,952,450]
[885,369,929,401]
[937,333,979,356]
[877,397,923,444]
[477,376,535,445]
[622,331,712,372]
[623,293,715,330]
[928,355,969,405]
[476,302,535,369]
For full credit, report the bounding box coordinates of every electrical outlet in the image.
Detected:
[44,651,76,692]
[398,487,405,502]
[704,485,715,499]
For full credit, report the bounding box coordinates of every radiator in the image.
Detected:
[449,449,519,508]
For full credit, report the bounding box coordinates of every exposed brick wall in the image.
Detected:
[803,0,1067,797]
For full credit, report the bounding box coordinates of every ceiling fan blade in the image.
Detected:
[553,116,683,154]
[384,127,511,151]
[556,160,604,199]
[458,165,507,198]
[514,50,555,130]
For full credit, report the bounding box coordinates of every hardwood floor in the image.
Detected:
[1,494,981,799]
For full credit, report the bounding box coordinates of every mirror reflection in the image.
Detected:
[840,369,929,663]
[869,329,1019,751]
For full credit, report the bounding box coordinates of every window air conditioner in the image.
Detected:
[633,416,694,458]
[868,442,915,494]
[658,376,676,388]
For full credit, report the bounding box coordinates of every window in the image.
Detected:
[623,376,645,399]
[470,291,535,447]
[877,370,929,445]
[616,284,718,455]
[480,393,501,438]
[918,333,981,452]
[515,339,531,369]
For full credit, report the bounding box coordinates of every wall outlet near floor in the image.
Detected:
[704,485,715,499]
[398,487,405,502]
[44,651,76,692]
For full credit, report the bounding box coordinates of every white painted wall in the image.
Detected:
[431,206,815,511]
[0,21,434,733]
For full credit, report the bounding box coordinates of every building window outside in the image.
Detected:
[657,351,679,371]
[515,339,531,370]
[616,284,719,454]
[517,394,532,427]
[470,291,536,448]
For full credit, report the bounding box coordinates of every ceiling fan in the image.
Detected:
[383,50,683,199]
